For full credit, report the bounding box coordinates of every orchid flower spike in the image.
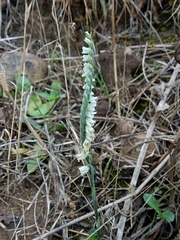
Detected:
[77,32,97,162]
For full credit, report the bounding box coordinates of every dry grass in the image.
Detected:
[0,0,180,239]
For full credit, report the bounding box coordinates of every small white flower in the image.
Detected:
[82,47,94,57]
[79,165,90,176]
[85,123,95,135]
[84,36,92,46]
[82,68,94,79]
[87,119,96,127]
[77,148,88,161]
[82,46,90,54]
[82,54,94,64]
[84,31,92,40]
[76,152,85,161]
[83,139,91,148]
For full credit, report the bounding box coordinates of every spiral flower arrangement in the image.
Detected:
[77,32,97,163]
[76,31,101,239]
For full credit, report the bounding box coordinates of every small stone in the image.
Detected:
[0,52,48,86]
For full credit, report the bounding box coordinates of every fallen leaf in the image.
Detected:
[121,133,159,163]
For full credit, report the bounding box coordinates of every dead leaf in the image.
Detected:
[11,148,29,155]
[121,133,159,163]
[114,118,134,136]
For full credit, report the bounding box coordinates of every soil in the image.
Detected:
[0,0,180,240]
[98,47,141,90]
[0,181,47,240]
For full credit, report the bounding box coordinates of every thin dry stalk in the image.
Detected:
[16,1,33,178]
[52,0,70,125]
[115,63,180,239]
[0,62,17,196]
[111,0,120,117]
[142,42,149,82]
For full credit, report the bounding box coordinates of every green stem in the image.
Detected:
[87,154,101,239]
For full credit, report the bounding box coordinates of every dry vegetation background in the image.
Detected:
[0,0,180,239]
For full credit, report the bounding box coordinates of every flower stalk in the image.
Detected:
[77,31,101,239]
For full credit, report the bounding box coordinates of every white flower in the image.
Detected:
[77,31,97,162]
[84,36,93,46]
[77,139,91,161]
[76,152,86,161]
[82,47,94,57]
[77,94,97,161]
[79,165,90,176]
[82,46,90,54]
[82,54,94,64]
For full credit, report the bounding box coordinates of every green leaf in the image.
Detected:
[0,88,3,97]
[27,144,47,173]
[49,91,58,101]
[37,91,50,100]
[154,187,163,195]
[28,94,42,116]
[96,74,110,98]
[28,94,55,117]
[104,156,112,176]
[37,101,55,116]
[49,80,66,100]
[143,193,161,214]
[50,92,66,101]
[15,74,31,92]
[29,94,42,108]
[56,124,66,131]
[157,212,163,219]
[100,0,107,18]
[162,211,175,222]
[27,158,39,173]
[89,228,97,240]
[51,80,61,92]
[26,117,42,130]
